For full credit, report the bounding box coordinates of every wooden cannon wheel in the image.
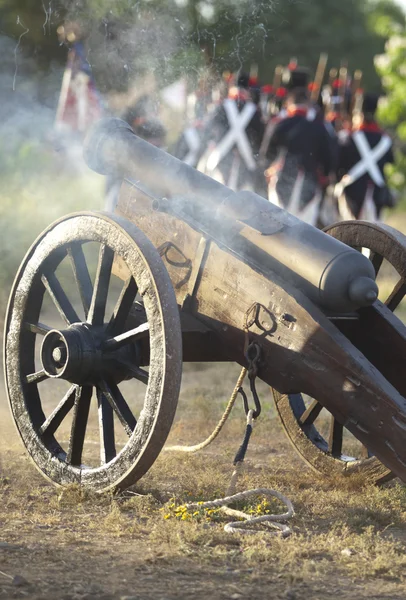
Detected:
[272,220,406,485]
[4,212,182,492]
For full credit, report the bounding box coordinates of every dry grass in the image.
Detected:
[1,363,406,600]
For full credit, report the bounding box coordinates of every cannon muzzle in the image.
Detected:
[85,118,378,313]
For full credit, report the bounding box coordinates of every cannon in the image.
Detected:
[4,118,406,491]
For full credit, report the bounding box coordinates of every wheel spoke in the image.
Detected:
[24,322,52,336]
[328,415,343,457]
[115,359,149,385]
[369,251,384,277]
[67,385,93,466]
[98,380,136,437]
[67,243,94,319]
[103,322,150,352]
[385,278,406,312]
[40,385,77,438]
[25,369,49,385]
[97,388,116,464]
[42,272,80,326]
[87,245,114,326]
[106,276,138,336]
[299,399,323,427]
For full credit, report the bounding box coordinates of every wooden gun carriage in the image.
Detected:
[4,118,406,491]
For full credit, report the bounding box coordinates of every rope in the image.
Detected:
[187,486,294,537]
[182,410,295,537]
[185,411,294,536]
[165,366,247,453]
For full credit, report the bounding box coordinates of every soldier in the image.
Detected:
[335,93,395,221]
[196,72,265,193]
[55,22,103,136]
[105,98,167,211]
[171,100,206,168]
[122,99,167,148]
[324,76,353,140]
[262,67,337,226]
[259,83,274,121]
[171,71,218,168]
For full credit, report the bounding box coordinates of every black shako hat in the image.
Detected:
[237,72,250,89]
[282,67,310,90]
[361,92,379,115]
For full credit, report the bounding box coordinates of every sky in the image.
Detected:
[395,0,406,11]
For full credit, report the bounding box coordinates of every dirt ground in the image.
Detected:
[1,361,406,600]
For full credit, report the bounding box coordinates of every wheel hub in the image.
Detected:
[41,325,100,383]
[41,324,137,385]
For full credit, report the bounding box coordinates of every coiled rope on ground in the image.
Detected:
[166,368,295,536]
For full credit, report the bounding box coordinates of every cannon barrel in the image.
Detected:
[84,118,378,313]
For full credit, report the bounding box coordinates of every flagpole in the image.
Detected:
[310,53,328,103]
[350,69,363,119]
[54,48,74,129]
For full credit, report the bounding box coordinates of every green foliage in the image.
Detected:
[0,0,66,67]
[375,24,406,198]
[0,142,103,305]
[367,0,406,37]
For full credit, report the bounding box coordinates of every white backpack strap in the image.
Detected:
[206,99,257,172]
[358,185,379,222]
[183,127,201,166]
[346,132,392,186]
[299,189,322,226]
[287,170,305,217]
[227,153,241,191]
[306,107,317,121]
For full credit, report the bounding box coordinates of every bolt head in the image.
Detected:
[52,345,66,365]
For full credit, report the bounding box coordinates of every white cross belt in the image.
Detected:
[341,131,392,189]
[206,99,257,172]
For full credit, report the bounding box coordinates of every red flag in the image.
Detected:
[55,41,103,134]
